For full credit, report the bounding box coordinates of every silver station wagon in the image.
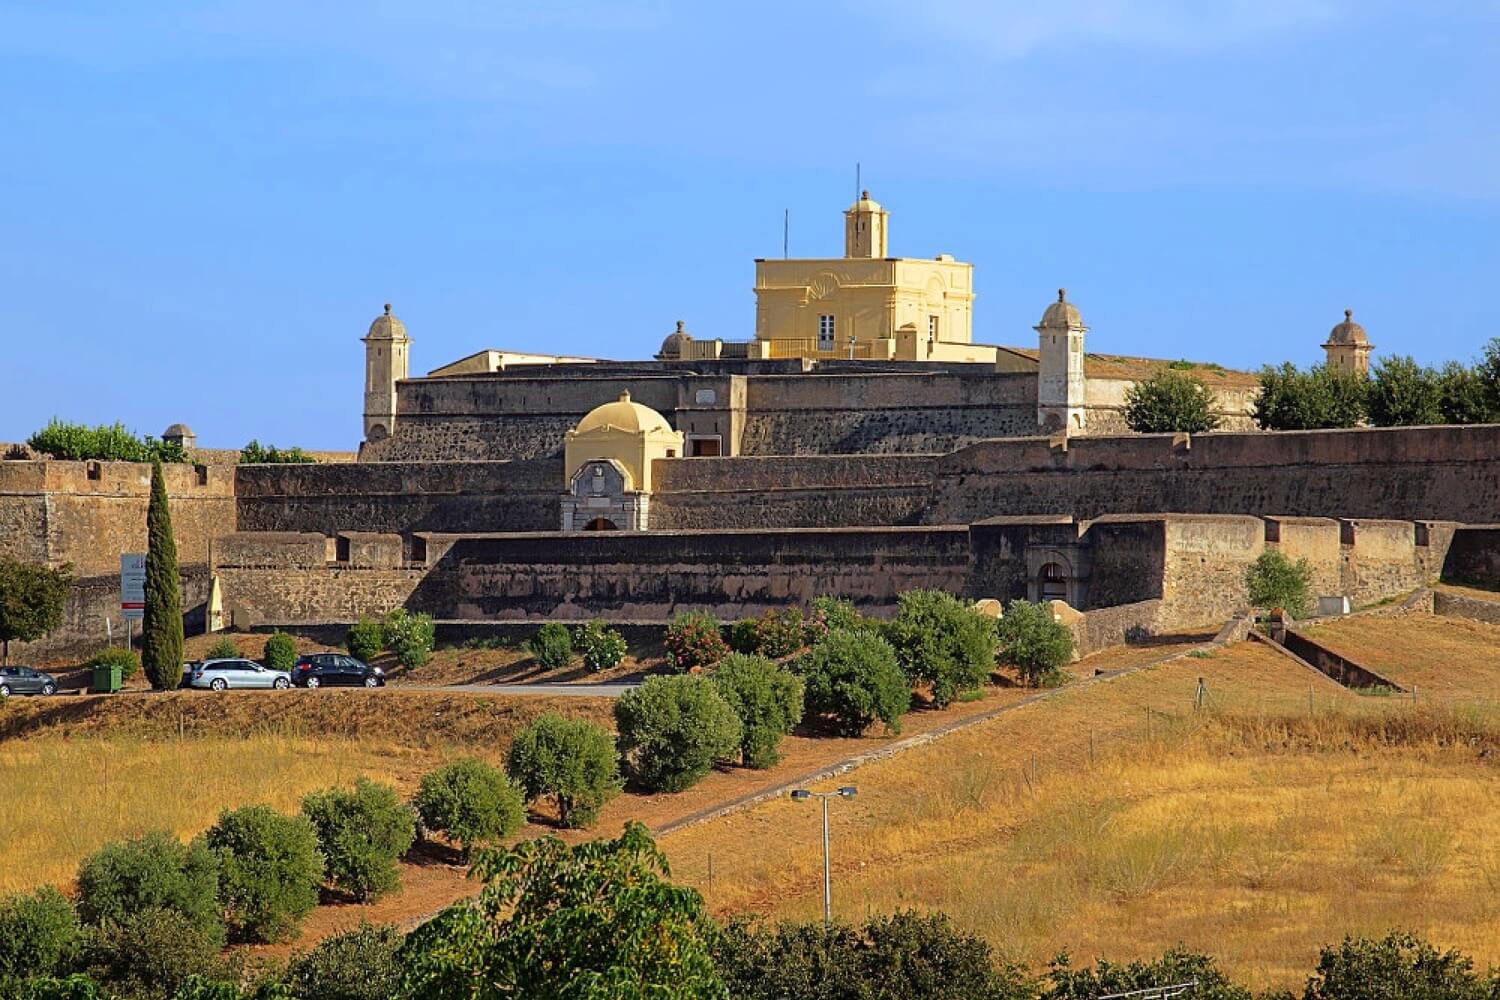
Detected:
[188,658,292,691]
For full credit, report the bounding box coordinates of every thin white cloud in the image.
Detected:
[855,0,1347,56]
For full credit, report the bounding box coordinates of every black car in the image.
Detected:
[292,653,385,688]
[0,666,58,697]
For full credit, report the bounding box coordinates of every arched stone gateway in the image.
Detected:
[1038,561,1069,602]
[583,517,619,531]
[559,392,684,531]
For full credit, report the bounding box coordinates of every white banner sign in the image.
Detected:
[120,554,146,621]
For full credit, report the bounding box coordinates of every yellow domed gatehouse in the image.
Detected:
[561,391,684,530]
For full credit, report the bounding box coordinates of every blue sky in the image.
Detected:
[2,1,1497,449]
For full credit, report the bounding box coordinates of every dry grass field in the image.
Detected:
[1299,612,1500,703]
[662,639,1500,991]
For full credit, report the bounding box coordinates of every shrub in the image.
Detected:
[0,887,83,979]
[204,637,241,660]
[1042,947,1249,1000]
[663,611,728,673]
[574,620,628,672]
[715,911,1031,1000]
[1124,370,1221,434]
[262,633,297,673]
[398,822,725,1000]
[1245,549,1314,618]
[413,758,525,854]
[996,600,1074,686]
[87,908,222,996]
[204,805,323,943]
[381,608,434,670]
[808,596,867,637]
[26,419,186,463]
[793,629,909,736]
[85,645,139,682]
[345,618,383,661]
[711,654,805,768]
[882,590,998,707]
[0,974,108,1000]
[527,622,573,669]
[506,713,622,829]
[75,831,222,944]
[728,609,808,659]
[301,779,416,902]
[615,675,742,792]
[239,440,316,464]
[284,923,405,1000]
[1302,932,1497,1000]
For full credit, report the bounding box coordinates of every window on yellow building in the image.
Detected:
[928,315,940,341]
[818,314,835,350]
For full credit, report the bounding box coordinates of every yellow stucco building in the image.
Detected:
[750,192,994,363]
[560,391,684,530]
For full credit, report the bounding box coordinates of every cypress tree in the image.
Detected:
[141,458,184,689]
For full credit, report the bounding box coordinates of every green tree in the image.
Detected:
[1436,361,1495,425]
[26,419,186,463]
[1245,549,1315,618]
[0,886,84,979]
[881,590,998,707]
[793,629,909,736]
[996,600,1075,686]
[399,821,727,1000]
[1302,932,1499,1000]
[1253,363,1368,430]
[301,780,416,902]
[75,831,223,945]
[239,440,316,464]
[505,712,622,829]
[1042,948,1251,1000]
[528,623,574,669]
[1367,355,1442,427]
[345,618,383,661]
[614,675,742,793]
[85,646,139,682]
[711,653,805,768]
[0,559,73,665]
[285,923,406,1000]
[141,459,184,690]
[205,805,324,944]
[1479,337,1500,415]
[413,758,525,856]
[87,908,224,996]
[1123,370,1221,434]
[715,911,1032,1000]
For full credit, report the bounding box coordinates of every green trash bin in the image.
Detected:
[91,664,122,694]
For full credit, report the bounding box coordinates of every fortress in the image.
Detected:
[5,194,1494,660]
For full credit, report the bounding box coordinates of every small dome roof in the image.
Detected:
[162,423,194,438]
[1037,288,1084,329]
[657,320,693,359]
[847,189,883,213]
[575,391,674,436]
[366,303,407,340]
[1325,309,1370,346]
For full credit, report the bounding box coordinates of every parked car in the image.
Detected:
[188,658,291,691]
[0,666,58,697]
[292,653,385,689]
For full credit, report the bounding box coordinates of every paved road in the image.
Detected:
[403,682,637,698]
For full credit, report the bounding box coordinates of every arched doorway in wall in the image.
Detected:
[1038,562,1069,603]
[583,517,619,531]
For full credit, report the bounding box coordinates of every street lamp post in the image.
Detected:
[789,786,857,928]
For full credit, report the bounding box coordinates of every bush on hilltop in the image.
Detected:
[575,619,628,672]
[261,632,297,673]
[413,757,525,855]
[615,675,742,792]
[205,805,323,944]
[711,653,805,769]
[506,712,622,829]
[1245,549,1314,619]
[527,622,573,669]
[345,618,383,661]
[85,645,139,682]
[793,629,909,737]
[381,608,434,670]
[0,886,84,980]
[996,600,1074,687]
[882,590,997,707]
[664,611,729,673]
[301,779,416,902]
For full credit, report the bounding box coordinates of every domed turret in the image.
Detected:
[844,189,889,258]
[1037,288,1085,331]
[1322,308,1374,375]
[366,303,407,341]
[656,320,693,360]
[574,391,675,437]
[363,302,411,443]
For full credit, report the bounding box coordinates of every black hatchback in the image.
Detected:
[0,666,58,697]
[292,653,385,688]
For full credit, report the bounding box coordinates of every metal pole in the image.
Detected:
[821,795,832,928]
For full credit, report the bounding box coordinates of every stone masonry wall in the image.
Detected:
[235,460,560,538]
[926,425,1500,525]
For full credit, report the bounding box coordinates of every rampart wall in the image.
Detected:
[0,461,236,576]
[234,460,559,538]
